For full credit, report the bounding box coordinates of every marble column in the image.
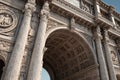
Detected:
[94,26,109,80]
[27,1,50,80]
[103,29,117,80]
[4,1,36,80]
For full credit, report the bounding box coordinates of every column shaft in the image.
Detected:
[103,30,117,80]
[4,2,35,80]
[94,26,109,80]
[27,1,49,80]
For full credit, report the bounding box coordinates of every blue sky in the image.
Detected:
[103,0,120,13]
[41,68,50,80]
[41,0,120,80]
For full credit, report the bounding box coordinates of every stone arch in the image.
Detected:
[46,27,97,62]
[43,29,99,80]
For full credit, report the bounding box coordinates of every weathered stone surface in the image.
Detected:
[0,0,120,80]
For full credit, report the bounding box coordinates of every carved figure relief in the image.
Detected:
[111,51,119,65]
[0,5,18,33]
[0,13,13,27]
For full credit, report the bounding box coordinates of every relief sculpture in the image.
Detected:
[0,13,13,28]
[111,51,119,65]
[0,5,18,33]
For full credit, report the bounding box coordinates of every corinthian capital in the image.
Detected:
[24,2,36,16]
[103,29,110,42]
[94,26,103,40]
[25,2,36,12]
[40,1,50,19]
[28,0,36,4]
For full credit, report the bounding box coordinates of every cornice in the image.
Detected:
[113,11,120,19]
[50,0,120,30]
[99,0,120,19]
[0,0,25,10]
[99,0,109,10]
[108,28,120,39]
[95,16,114,29]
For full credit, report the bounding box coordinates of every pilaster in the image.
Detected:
[70,17,75,31]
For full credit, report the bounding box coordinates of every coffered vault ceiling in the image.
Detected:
[43,30,96,80]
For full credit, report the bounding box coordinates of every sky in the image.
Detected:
[41,0,120,80]
[41,68,50,80]
[103,0,120,13]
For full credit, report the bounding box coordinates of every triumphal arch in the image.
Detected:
[0,0,120,80]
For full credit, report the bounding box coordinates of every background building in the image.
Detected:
[0,0,120,80]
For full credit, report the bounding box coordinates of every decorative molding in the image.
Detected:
[0,0,25,10]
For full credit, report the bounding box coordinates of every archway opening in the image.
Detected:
[117,74,120,80]
[43,29,99,80]
[0,59,5,79]
[41,68,51,80]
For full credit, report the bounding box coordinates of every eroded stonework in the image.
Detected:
[0,0,120,80]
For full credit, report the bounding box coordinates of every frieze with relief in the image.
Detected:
[0,5,18,33]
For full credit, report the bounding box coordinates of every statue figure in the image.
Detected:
[111,51,119,65]
[0,14,12,27]
[4,14,12,25]
[0,14,4,25]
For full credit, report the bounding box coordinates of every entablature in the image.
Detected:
[50,0,95,28]
[50,0,120,31]
[109,29,120,39]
